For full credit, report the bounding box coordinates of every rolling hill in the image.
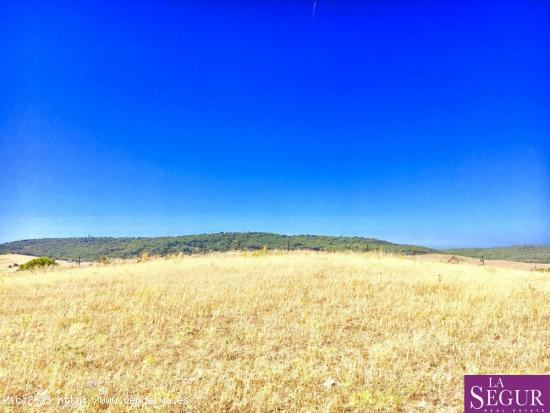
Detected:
[2,233,549,263]
[0,232,435,261]
[444,245,550,264]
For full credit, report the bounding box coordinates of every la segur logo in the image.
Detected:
[465,375,549,412]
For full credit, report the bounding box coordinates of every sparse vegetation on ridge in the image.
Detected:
[0,232,434,261]
[444,244,550,263]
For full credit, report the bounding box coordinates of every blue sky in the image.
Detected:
[1,0,549,247]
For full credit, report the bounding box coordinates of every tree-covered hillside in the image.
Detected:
[0,232,434,261]
[444,245,550,264]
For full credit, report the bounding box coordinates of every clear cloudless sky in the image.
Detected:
[0,0,549,247]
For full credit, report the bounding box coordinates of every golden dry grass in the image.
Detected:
[0,254,37,273]
[0,254,79,274]
[0,252,549,412]
[417,253,550,271]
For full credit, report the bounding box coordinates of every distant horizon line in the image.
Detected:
[1,231,548,250]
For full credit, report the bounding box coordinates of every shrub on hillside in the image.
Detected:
[98,256,111,264]
[252,245,269,256]
[137,251,150,262]
[18,257,58,271]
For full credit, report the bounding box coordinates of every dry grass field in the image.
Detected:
[417,253,550,272]
[1,252,549,412]
[0,254,80,274]
[0,254,37,273]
